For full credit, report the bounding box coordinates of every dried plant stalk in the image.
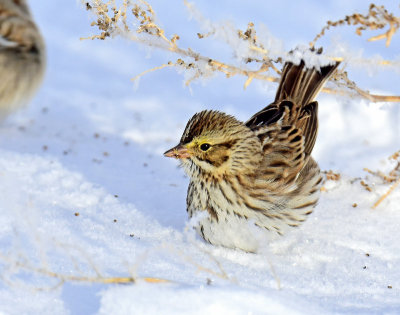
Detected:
[30,267,171,285]
[0,250,171,289]
[83,0,400,103]
[372,178,400,209]
[311,4,400,47]
[361,150,400,208]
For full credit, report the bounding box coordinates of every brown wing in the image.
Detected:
[253,120,306,186]
[295,101,318,156]
[249,98,316,155]
[247,99,319,189]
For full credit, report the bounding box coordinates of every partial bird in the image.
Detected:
[0,0,45,120]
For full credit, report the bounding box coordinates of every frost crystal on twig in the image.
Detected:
[83,0,400,103]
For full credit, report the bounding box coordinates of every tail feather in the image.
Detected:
[246,53,340,157]
[275,60,339,106]
[246,58,339,130]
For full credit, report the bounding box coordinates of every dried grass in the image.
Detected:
[366,150,400,208]
[323,170,341,181]
[310,4,400,48]
[82,0,400,103]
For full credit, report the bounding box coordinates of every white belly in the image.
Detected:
[194,211,274,253]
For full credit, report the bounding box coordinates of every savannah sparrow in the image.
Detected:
[165,55,339,252]
[0,0,45,119]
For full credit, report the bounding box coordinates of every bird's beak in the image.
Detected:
[164,144,191,159]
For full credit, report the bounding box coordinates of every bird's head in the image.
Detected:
[164,110,263,176]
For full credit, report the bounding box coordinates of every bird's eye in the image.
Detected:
[200,143,211,151]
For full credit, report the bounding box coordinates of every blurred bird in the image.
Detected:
[0,0,45,120]
[164,52,339,252]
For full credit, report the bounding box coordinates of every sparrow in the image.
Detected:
[0,0,45,119]
[165,52,339,252]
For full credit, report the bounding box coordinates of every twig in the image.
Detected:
[36,267,171,284]
[372,177,400,209]
[310,4,400,47]
[131,63,175,82]
[17,260,171,285]
[84,0,400,103]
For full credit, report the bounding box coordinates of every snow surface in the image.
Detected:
[0,0,399,314]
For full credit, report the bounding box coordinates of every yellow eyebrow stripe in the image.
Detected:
[186,137,213,149]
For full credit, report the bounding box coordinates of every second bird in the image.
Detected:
[0,0,45,120]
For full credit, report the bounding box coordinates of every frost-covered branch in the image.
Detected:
[311,4,400,48]
[82,0,400,103]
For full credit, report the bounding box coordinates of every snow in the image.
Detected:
[0,0,399,314]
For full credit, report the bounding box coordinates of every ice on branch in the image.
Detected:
[82,0,400,102]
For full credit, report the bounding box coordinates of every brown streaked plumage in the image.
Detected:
[0,0,45,120]
[165,53,339,252]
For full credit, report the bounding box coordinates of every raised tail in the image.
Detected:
[246,54,340,156]
[246,56,340,129]
[274,59,339,106]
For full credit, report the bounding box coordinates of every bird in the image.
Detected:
[164,52,339,252]
[0,0,45,120]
